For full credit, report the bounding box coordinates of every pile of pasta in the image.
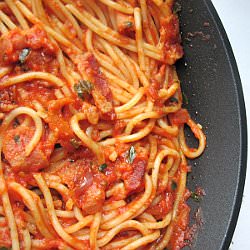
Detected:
[0,0,206,249]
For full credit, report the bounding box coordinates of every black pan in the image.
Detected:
[176,0,247,249]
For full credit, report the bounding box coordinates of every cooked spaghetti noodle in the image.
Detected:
[0,0,206,249]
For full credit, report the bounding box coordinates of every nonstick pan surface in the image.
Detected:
[176,0,247,249]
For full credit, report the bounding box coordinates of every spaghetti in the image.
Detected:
[0,0,206,249]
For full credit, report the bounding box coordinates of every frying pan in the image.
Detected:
[176,0,247,249]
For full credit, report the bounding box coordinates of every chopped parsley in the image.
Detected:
[99,163,107,172]
[74,80,93,100]
[55,143,62,149]
[19,48,31,64]
[70,138,81,149]
[190,191,201,202]
[169,96,179,103]
[182,92,189,105]
[128,146,136,164]
[171,181,177,191]
[13,135,20,143]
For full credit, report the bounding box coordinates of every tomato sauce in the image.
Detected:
[160,14,184,64]
[2,125,55,172]
[169,108,190,126]
[0,25,58,68]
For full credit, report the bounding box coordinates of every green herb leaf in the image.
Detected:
[19,48,30,64]
[99,163,107,172]
[74,80,93,100]
[55,143,62,149]
[173,2,182,14]
[169,96,179,103]
[182,92,189,105]
[128,146,136,164]
[70,138,81,149]
[0,247,11,250]
[171,181,177,191]
[13,135,20,143]
[190,191,201,202]
[124,21,133,28]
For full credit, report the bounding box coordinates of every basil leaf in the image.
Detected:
[74,80,93,100]
[99,163,107,172]
[182,92,189,105]
[128,146,136,164]
[19,48,30,64]
[169,96,179,104]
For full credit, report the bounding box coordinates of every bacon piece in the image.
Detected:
[122,158,146,194]
[160,14,184,65]
[56,158,106,215]
[77,53,116,120]
[2,126,55,172]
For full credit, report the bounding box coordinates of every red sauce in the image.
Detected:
[0,227,11,248]
[169,203,191,250]
[148,78,161,101]
[116,12,135,38]
[75,53,116,120]
[46,97,77,150]
[146,192,174,220]
[17,82,56,109]
[2,125,54,172]
[0,25,57,68]
[113,120,127,137]
[160,14,184,64]
[169,108,190,126]
[0,85,17,112]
